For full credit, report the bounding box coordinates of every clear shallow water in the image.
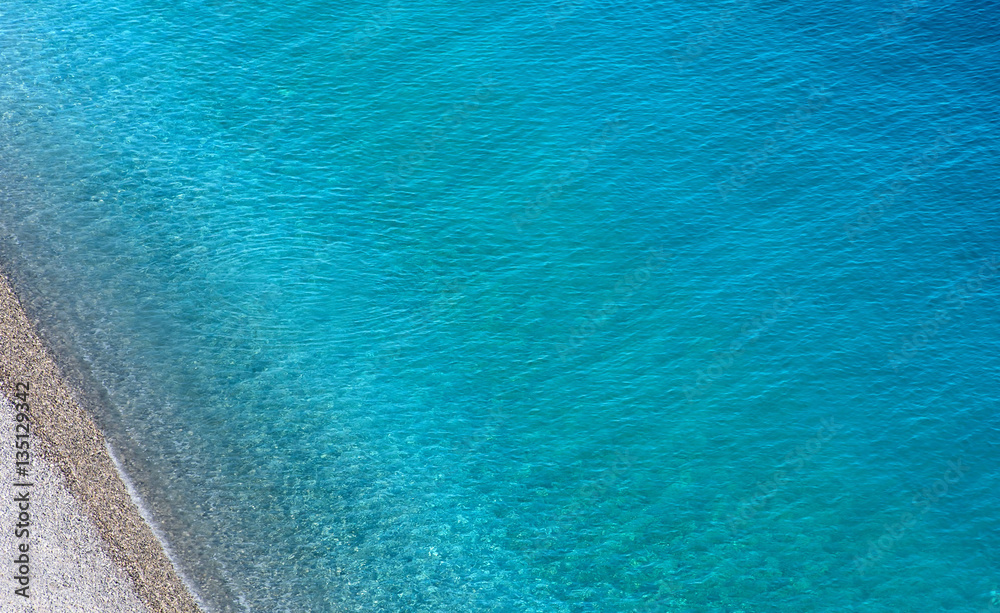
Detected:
[1,0,999,611]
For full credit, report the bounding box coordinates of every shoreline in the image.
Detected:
[0,272,203,611]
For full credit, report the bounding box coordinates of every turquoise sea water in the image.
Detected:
[1,0,999,611]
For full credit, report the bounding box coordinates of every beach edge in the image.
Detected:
[0,272,204,612]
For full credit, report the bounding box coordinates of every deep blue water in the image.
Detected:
[1,0,999,611]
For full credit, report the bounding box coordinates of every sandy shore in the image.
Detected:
[0,273,203,612]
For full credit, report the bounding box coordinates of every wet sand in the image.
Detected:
[0,273,203,612]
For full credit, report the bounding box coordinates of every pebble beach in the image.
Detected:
[0,272,201,612]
